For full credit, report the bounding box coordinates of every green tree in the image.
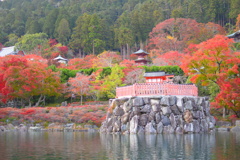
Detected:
[43,9,59,38]
[100,64,125,99]
[56,18,71,45]
[69,13,106,55]
[4,34,18,47]
[15,33,48,52]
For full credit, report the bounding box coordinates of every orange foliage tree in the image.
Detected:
[0,55,63,107]
[67,55,97,70]
[181,35,240,117]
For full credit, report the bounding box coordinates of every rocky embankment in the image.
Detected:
[100,96,216,134]
[0,123,99,133]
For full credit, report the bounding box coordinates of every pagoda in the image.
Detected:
[132,49,149,65]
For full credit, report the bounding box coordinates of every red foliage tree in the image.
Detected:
[181,35,240,117]
[67,55,97,70]
[147,18,226,54]
[0,55,62,106]
[152,51,183,66]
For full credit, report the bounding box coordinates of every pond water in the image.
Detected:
[0,132,240,160]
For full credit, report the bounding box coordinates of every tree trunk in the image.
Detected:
[123,45,126,60]
[79,49,82,58]
[35,94,46,107]
[223,107,226,118]
[80,95,83,105]
[127,43,130,59]
[93,42,95,55]
[28,97,32,108]
[120,45,123,58]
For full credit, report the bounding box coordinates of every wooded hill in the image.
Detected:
[0,0,239,56]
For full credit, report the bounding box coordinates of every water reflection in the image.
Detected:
[100,133,217,160]
[0,132,239,159]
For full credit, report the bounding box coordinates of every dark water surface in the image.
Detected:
[0,132,239,160]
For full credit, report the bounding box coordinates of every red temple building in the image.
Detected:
[144,72,174,83]
[116,71,198,98]
[133,49,149,65]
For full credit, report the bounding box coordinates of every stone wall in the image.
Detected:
[100,96,216,134]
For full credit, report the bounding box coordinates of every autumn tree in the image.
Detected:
[68,73,91,105]
[123,68,145,85]
[0,55,63,107]
[147,18,225,54]
[181,35,240,117]
[152,51,183,66]
[67,55,97,70]
[93,51,122,68]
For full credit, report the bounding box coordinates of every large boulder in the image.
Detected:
[123,101,132,113]
[200,119,209,132]
[170,105,181,115]
[145,122,157,134]
[156,122,163,134]
[133,97,144,107]
[130,115,139,134]
[138,126,145,134]
[155,113,161,124]
[140,104,151,113]
[162,107,172,116]
[152,105,159,112]
[139,114,148,126]
[113,106,124,116]
[183,110,193,123]
[148,111,156,122]
[150,99,160,105]
[113,119,121,132]
[169,113,177,129]
[184,100,193,110]
[121,113,130,124]
[192,120,200,132]
[184,123,194,133]
[161,116,171,126]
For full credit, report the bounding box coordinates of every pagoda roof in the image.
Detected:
[135,57,148,61]
[133,49,149,55]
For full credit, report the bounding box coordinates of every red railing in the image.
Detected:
[116,83,198,98]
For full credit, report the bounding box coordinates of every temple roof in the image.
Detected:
[0,46,17,57]
[144,72,174,77]
[227,30,240,38]
[53,55,68,61]
[133,49,149,55]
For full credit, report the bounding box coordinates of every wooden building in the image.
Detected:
[144,72,174,83]
[227,30,240,43]
[132,49,149,65]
